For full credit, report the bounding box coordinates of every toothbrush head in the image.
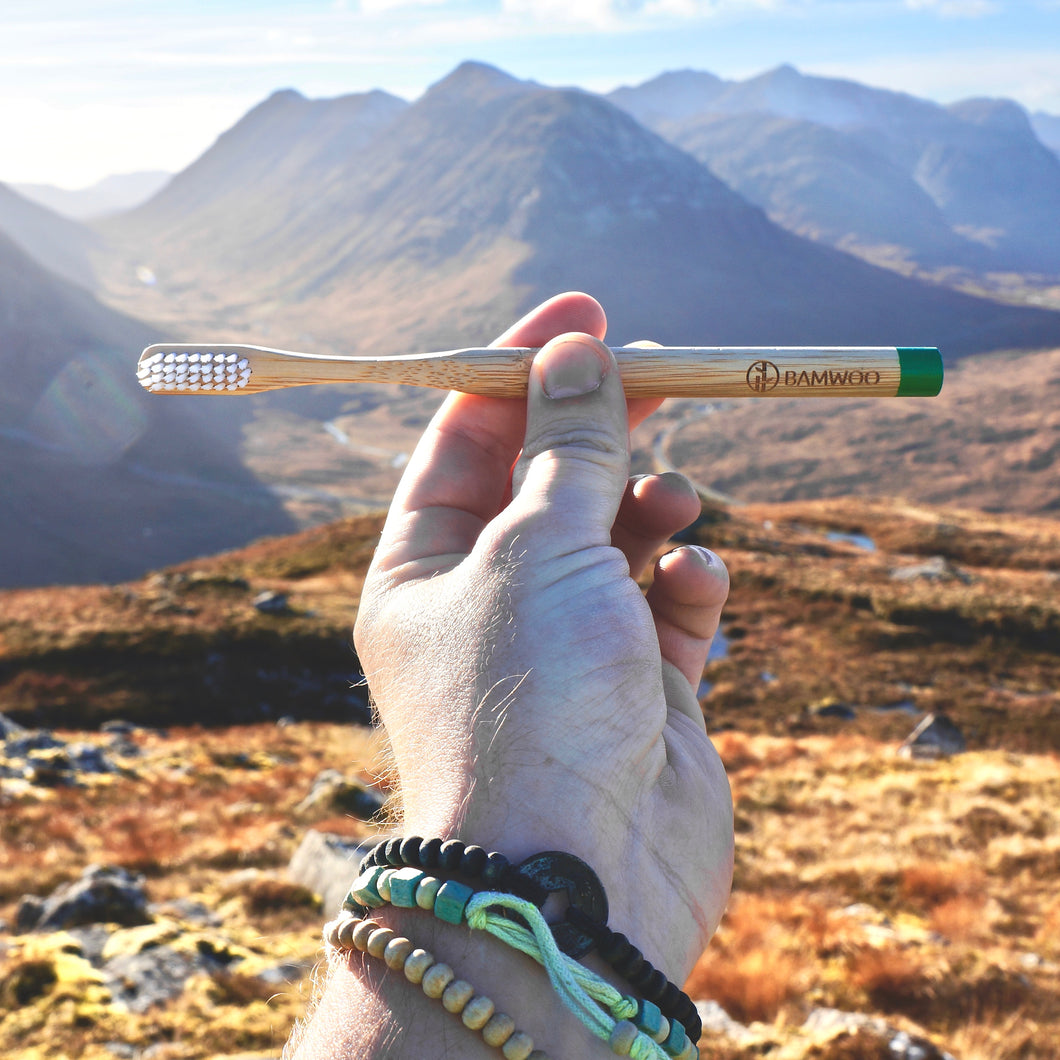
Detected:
[137,349,252,393]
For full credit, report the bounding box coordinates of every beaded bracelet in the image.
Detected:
[334,914,550,1060]
[354,836,702,1043]
[327,864,699,1060]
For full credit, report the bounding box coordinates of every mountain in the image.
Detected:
[0,182,101,288]
[0,232,295,588]
[12,171,172,221]
[610,65,1060,279]
[96,62,1060,367]
[103,87,409,266]
[1032,111,1060,158]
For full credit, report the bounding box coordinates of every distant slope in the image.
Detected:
[13,171,172,221]
[611,65,1060,278]
[0,232,295,588]
[96,62,1060,370]
[0,182,101,288]
[643,343,1060,515]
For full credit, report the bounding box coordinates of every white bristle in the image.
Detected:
[164,353,176,363]
[238,359,249,370]
[225,353,237,364]
[175,353,187,363]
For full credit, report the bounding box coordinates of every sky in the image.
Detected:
[3,0,1059,190]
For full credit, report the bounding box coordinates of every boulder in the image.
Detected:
[253,589,290,614]
[288,830,380,915]
[102,947,198,1013]
[0,712,27,738]
[294,769,387,820]
[802,1008,954,1059]
[899,713,967,758]
[889,556,973,583]
[17,865,151,933]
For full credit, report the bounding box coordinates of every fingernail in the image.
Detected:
[540,338,608,400]
[680,545,721,569]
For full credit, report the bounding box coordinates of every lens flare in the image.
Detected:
[28,350,148,466]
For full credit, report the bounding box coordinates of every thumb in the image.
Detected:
[510,333,630,543]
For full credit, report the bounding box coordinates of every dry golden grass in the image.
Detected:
[3,728,1058,1058]
[2,498,1058,1058]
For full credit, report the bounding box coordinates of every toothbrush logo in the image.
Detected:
[746,359,779,392]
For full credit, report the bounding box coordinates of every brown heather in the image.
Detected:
[2,496,1059,1058]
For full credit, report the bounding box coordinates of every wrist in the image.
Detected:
[288,842,703,1059]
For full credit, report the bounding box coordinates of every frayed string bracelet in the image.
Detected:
[326,863,699,1060]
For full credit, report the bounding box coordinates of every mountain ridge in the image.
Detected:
[94,61,1060,363]
[610,64,1060,279]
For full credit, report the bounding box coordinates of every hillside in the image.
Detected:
[2,494,1057,747]
[12,170,172,221]
[1,495,1058,1059]
[0,231,295,589]
[638,343,1060,516]
[0,181,101,288]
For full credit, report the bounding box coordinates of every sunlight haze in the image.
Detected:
[3,0,1059,189]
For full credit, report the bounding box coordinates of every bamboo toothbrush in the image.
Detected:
[136,343,943,399]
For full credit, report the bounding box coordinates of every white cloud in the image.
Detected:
[813,47,1060,112]
[358,0,453,14]
[904,0,999,16]
[500,0,782,26]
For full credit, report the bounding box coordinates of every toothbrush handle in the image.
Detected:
[137,343,941,398]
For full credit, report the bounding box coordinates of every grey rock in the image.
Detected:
[889,555,973,583]
[20,864,151,932]
[14,895,45,933]
[253,589,290,614]
[255,958,315,986]
[802,1008,954,1060]
[6,730,64,756]
[65,742,116,774]
[900,712,967,758]
[696,999,750,1042]
[148,896,223,927]
[803,1007,890,1037]
[0,712,27,738]
[295,769,387,820]
[811,702,857,721]
[102,947,197,1013]
[288,829,381,915]
[65,924,114,964]
[101,719,138,735]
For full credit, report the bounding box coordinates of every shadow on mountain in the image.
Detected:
[0,232,295,588]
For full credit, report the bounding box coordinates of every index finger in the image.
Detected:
[373,292,608,578]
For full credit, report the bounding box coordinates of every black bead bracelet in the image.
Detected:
[356,836,702,1043]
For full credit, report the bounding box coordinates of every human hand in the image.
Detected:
[353,291,733,980]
